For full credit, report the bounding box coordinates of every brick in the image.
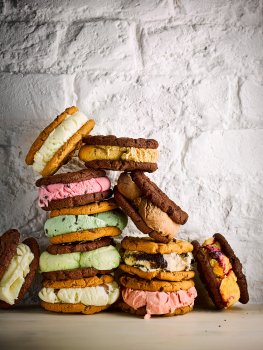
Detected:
[0,21,64,73]
[57,21,133,73]
[184,130,263,176]
[240,79,263,127]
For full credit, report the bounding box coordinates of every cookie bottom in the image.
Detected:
[85,160,157,173]
[41,301,109,315]
[117,301,193,318]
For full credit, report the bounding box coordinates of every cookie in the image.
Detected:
[0,229,20,281]
[42,190,112,211]
[79,135,159,173]
[49,227,121,244]
[49,200,118,218]
[36,169,106,187]
[43,275,113,289]
[41,301,109,315]
[46,236,113,255]
[117,300,193,317]
[119,274,194,292]
[192,240,225,309]
[213,233,249,304]
[42,267,114,281]
[25,106,95,176]
[85,160,158,173]
[119,264,195,281]
[131,171,188,225]
[114,188,169,243]
[83,135,158,149]
[121,236,193,254]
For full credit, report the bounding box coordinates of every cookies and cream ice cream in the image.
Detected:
[0,243,34,305]
[79,145,158,163]
[39,281,119,306]
[38,177,110,208]
[33,110,89,173]
[123,250,193,272]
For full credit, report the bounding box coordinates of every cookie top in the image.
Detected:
[213,233,249,304]
[36,169,106,187]
[114,188,170,243]
[0,229,20,281]
[85,160,158,173]
[83,135,158,149]
[131,171,188,225]
[43,274,113,289]
[119,274,194,292]
[47,236,113,255]
[42,267,115,281]
[121,236,193,254]
[25,106,78,165]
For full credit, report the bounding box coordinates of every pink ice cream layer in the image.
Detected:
[38,177,111,207]
[122,286,197,320]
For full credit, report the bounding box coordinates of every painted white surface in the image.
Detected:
[0,1,262,303]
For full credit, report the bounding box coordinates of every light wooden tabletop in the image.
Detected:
[0,304,262,350]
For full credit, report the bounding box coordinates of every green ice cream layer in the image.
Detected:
[39,245,121,272]
[44,209,128,237]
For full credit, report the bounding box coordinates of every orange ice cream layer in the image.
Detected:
[202,238,240,308]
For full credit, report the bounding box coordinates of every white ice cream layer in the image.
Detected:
[33,111,88,173]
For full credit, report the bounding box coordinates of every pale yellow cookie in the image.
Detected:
[41,302,109,315]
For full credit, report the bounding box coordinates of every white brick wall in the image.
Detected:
[0,0,262,303]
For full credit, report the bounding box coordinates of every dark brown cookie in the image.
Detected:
[213,233,249,304]
[36,168,106,187]
[85,160,157,172]
[131,171,188,225]
[83,135,159,149]
[0,237,40,309]
[46,236,113,254]
[0,229,20,281]
[41,189,112,211]
[42,267,115,281]
[114,187,170,243]
[192,240,225,309]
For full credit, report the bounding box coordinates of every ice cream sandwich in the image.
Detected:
[0,229,39,308]
[25,106,95,176]
[39,275,120,315]
[44,201,127,244]
[36,169,112,211]
[118,236,197,319]
[192,233,249,309]
[114,171,188,243]
[78,135,158,172]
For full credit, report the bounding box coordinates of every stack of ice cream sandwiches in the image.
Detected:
[79,135,198,318]
[25,107,128,314]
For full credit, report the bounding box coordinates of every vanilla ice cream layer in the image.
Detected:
[33,111,88,173]
[0,243,34,305]
[39,282,120,306]
[123,250,193,272]
[79,145,158,163]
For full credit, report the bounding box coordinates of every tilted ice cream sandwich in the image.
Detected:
[118,237,197,319]
[36,169,112,211]
[114,171,188,243]
[39,275,120,315]
[78,135,158,172]
[192,233,249,309]
[0,229,39,308]
[25,106,95,176]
